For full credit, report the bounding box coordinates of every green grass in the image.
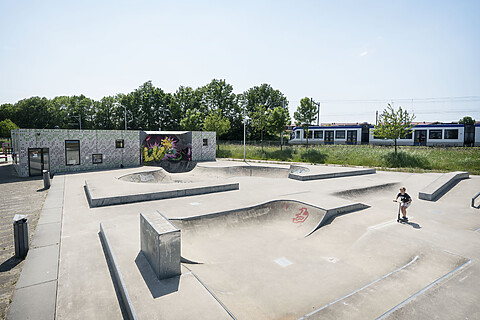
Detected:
[217,144,480,175]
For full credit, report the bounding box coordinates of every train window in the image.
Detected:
[304,130,312,139]
[335,130,345,139]
[296,131,300,139]
[429,130,442,139]
[400,132,413,139]
[444,129,459,139]
[314,131,323,139]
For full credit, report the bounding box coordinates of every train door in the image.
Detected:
[346,130,357,145]
[361,124,370,144]
[324,130,334,144]
[28,148,50,176]
[414,130,427,146]
[464,124,475,147]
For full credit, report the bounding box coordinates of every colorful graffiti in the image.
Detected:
[142,134,192,164]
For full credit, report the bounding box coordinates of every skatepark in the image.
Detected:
[7,160,480,319]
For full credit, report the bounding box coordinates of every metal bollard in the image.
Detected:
[43,170,51,189]
[13,214,29,259]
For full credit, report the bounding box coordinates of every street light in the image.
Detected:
[243,116,250,162]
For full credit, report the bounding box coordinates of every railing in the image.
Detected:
[472,192,480,208]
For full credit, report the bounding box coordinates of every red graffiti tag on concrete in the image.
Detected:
[292,208,309,223]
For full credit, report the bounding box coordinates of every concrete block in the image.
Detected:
[140,211,181,280]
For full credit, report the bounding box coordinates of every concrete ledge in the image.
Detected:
[289,168,376,181]
[419,171,469,201]
[99,223,138,320]
[86,181,239,207]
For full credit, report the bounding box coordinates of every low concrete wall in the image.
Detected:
[140,211,181,280]
[419,171,469,201]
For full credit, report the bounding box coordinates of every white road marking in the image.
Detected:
[274,257,293,267]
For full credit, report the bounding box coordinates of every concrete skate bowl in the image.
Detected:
[172,199,352,241]
[117,165,310,184]
[190,164,309,179]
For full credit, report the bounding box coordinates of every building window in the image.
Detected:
[335,130,346,139]
[65,140,80,165]
[444,129,458,139]
[203,139,208,146]
[116,139,124,148]
[314,130,323,139]
[429,130,442,139]
[92,154,103,164]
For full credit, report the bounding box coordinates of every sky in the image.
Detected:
[1,0,479,124]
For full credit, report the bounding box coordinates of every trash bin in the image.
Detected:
[13,214,29,259]
[43,170,51,189]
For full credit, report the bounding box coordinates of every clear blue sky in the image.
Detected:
[1,0,479,123]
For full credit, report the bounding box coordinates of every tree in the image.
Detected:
[0,119,19,138]
[267,106,291,150]
[250,104,268,148]
[200,79,242,140]
[203,109,231,151]
[294,97,318,148]
[238,84,288,140]
[373,104,415,154]
[180,109,203,131]
[459,116,475,125]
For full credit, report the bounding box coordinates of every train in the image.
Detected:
[288,122,480,147]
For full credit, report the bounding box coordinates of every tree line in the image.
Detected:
[0,79,291,140]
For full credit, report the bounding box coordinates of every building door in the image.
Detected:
[28,148,50,176]
[346,130,357,145]
[414,130,427,146]
[324,130,334,144]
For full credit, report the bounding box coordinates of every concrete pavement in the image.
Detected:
[7,160,480,319]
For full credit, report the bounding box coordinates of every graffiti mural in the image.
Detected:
[142,134,192,164]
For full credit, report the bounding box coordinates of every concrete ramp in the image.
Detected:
[172,200,368,239]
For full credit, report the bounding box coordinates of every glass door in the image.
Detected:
[414,130,427,146]
[324,130,334,144]
[28,148,50,176]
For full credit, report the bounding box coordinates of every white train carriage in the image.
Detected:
[475,123,480,147]
[369,124,465,147]
[289,125,365,145]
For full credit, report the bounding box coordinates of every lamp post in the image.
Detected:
[243,116,249,162]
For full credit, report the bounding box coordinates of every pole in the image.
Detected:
[243,120,246,162]
[124,106,127,130]
[376,111,378,125]
[79,114,81,130]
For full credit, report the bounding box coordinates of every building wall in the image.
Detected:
[191,131,216,161]
[12,129,140,177]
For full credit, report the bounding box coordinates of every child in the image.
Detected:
[394,187,412,221]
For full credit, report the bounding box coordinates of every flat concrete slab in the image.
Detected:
[31,222,61,248]
[15,244,59,289]
[6,280,57,320]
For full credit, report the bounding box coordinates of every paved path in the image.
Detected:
[0,163,47,319]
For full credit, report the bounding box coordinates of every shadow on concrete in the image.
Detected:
[0,256,22,272]
[404,221,422,229]
[98,233,130,320]
[135,252,180,299]
[0,164,42,185]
